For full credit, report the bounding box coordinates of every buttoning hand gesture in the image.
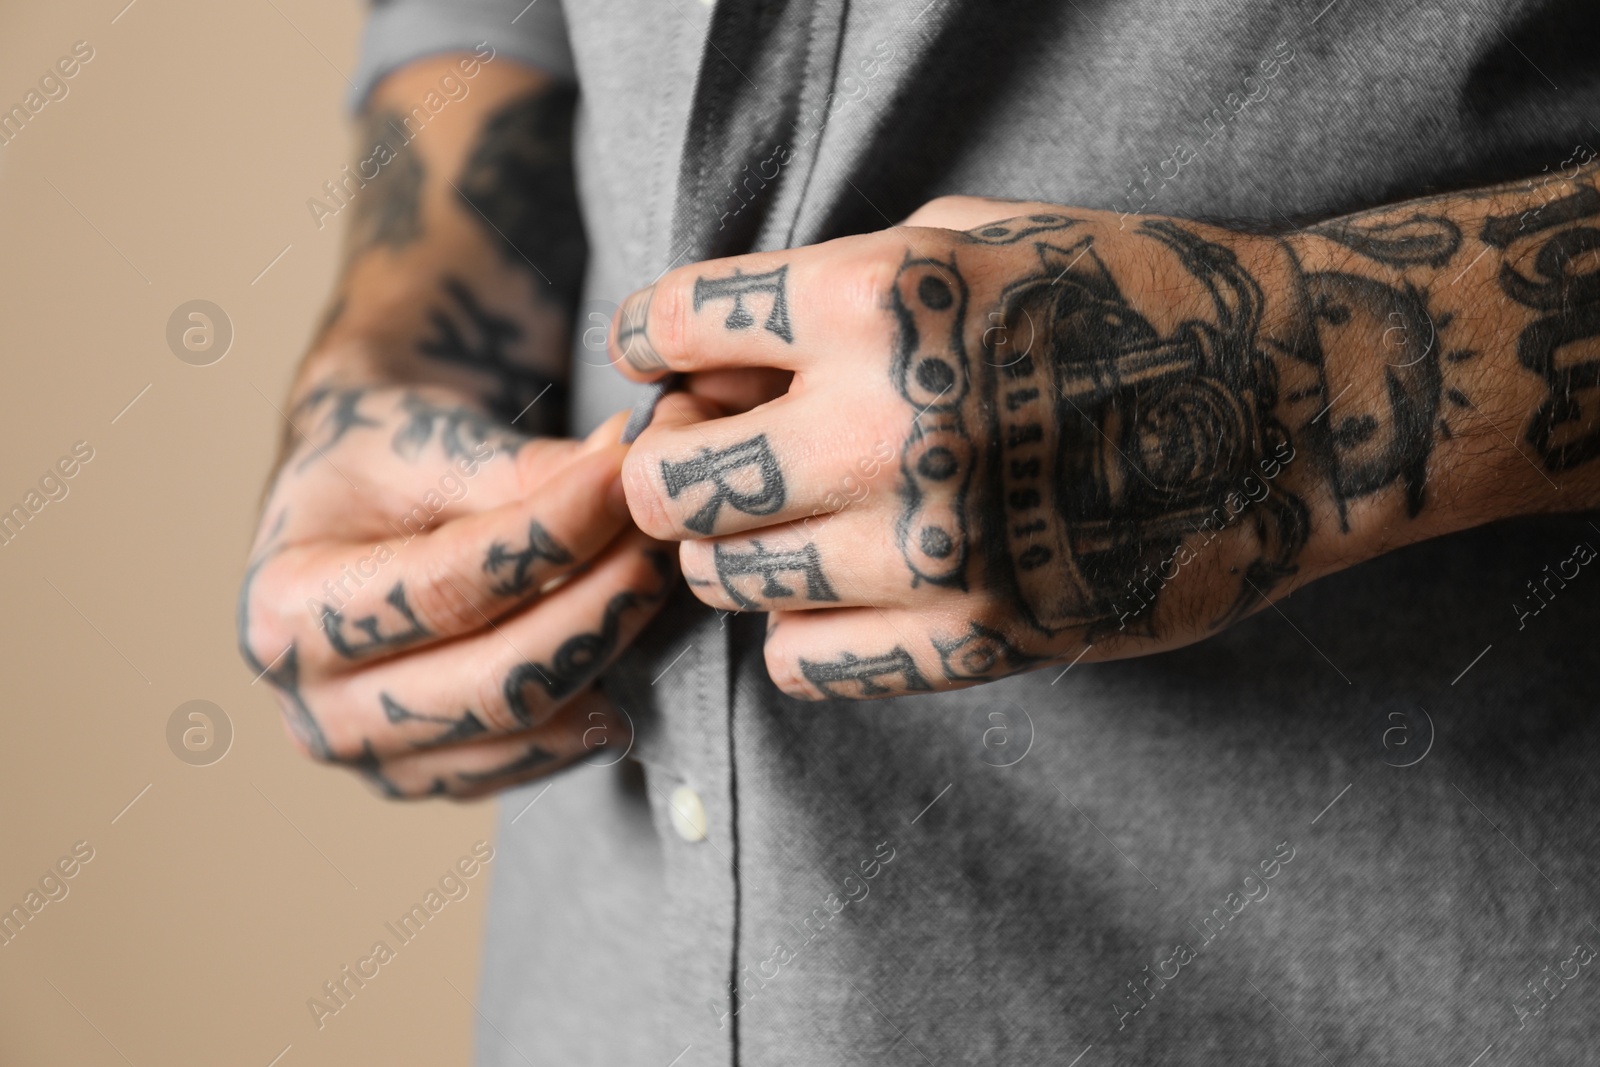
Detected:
[613,179,1600,698]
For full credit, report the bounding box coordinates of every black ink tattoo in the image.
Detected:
[455,86,588,311]
[933,622,1041,682]
[1486,187,1600,471]
[321,582,431,660]
[714,541,838,610]
[660,435,787,534]
[958,213,1080,245]
[1297,272,1443,522]
[392,393,526,461]
[501,551,672,722]
[891,258,975,589]
[347,110,425,258]
[484,520,573,597]
[417,276,564,424]
[693,266,794,342]
[296,386,380,470]
[953,217,1305,633]
[799,647,932,698]
[380,692,489,748]
[1307,212,1462,268]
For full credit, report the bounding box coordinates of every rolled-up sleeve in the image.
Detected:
[349,0,575,111]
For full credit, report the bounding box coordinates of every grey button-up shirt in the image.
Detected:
[354,2,1600,1064]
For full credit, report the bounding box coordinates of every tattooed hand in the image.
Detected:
[238,385,676,797]
[613,176,1600,699]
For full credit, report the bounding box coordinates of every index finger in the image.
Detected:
[608,234,894,380]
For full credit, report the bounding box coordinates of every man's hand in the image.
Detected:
[240,385,674,797]
[613,166,1600,699]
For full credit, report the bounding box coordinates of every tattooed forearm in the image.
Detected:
[416,276,566,425]
[484,520,572,598]
[1485,185,1600,470]
[660,435,786,534]
[345,109,425,260]
[455,85,587,312]
[714,541,838,609]
[320,582,431,660]
[693,266,794,342]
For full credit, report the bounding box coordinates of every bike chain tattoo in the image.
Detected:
[693,265,794,342]
[320,582,431,660]
[484,520,573,598]
[714,540,838,610]
[660,435,786,535]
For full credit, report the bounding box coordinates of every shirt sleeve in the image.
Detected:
[349,0,576,112]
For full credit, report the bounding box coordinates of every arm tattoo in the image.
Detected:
[455,86,587,311]
[1305,212,1462,268]
[320,582,431,659]
[693,265,794,342]
[798,647,932,699]
[380,692,489,748]
[714,541,838,609]
[416,276,565,426]
[1485,185,1600,471]
[484,520,573,597]
[660,435,786,534]
[346,109,425,259]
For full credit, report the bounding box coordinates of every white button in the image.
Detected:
[669,785,707,842]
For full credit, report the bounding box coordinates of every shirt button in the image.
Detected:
[669,785,707,842]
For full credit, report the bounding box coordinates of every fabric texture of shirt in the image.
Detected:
[351,2,1600,1064]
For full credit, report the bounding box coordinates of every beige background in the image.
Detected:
[0,2,498,1064]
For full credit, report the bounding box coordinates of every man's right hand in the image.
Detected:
[238,382,676,798]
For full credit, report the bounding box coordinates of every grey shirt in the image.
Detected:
[354,2,1600,1064]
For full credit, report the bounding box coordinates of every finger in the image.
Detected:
[301,530,676,761]
[353,688,630,799]
[899,195,1070,232]
[680,509,943,613]
[761,607,1065,701]
[608,235,898,379]
[260,440,635,674]
[623,388,903,540]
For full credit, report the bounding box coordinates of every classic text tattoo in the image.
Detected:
[693,266,794,342]
[714,541,838,610]
[660,435,787,535]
